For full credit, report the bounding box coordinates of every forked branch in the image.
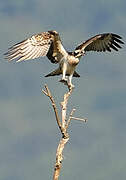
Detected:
[42,84,87,180]
[42,85,62,131]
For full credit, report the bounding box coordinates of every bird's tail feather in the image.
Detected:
[73,71,80,77]
[45,68,80,78]
[45,68,62,77]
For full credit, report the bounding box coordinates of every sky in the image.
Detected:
[0,0,126,180]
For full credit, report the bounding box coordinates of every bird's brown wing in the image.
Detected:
[4,32,53,62]
[4,31,66,63]
[46,30,68,63]
[75,33,124,53]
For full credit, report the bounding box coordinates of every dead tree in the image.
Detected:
[42,84,87,180]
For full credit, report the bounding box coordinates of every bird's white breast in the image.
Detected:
[59,55,79,75]
[67,55,79,66]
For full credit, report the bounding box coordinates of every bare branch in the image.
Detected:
[65,108,76,129]
[53,137,69,180]
[53,87,74,179]
[42,89,49,97]
[70,116,88,123]
[60,88,73,130]
[42,84,87,180]
[42,85,62,130]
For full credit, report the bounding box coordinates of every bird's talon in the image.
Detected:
[59,78,67,85]
[68,84,75,90]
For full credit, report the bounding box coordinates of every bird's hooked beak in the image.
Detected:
[81,50,86,56]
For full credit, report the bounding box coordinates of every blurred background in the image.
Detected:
[0,0,126,179]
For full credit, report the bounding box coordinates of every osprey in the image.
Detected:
[4,30,124,89]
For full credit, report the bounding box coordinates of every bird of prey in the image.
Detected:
[4,30,124,89]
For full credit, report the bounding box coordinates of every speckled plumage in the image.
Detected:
[4,30,124,88]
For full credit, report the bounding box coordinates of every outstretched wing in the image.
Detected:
[4,30,67,63]
[4,32,53,62]
[75,33,124,53]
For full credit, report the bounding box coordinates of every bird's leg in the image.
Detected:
[68,74,74,89]
[59,63,68,84]
[62,63,68,81]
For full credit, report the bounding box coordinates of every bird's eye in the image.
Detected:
[74,50,79,56]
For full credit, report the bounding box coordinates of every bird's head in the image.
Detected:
[48,30,60,40]
[73,49,85,58]
[48,30,59,36]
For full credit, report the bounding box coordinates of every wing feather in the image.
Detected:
[17,46,39,62]
[4,30,67,64]
[75,33,124,53]
[4,32,53,62]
